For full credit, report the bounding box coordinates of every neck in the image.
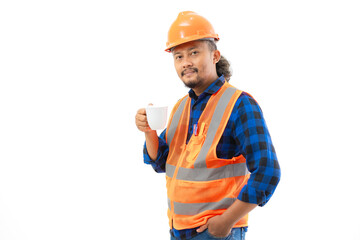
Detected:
[192,74,219,96]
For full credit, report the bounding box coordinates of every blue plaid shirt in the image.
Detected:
[143,75,280,239]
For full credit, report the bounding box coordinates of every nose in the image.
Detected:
[181,55,193,69]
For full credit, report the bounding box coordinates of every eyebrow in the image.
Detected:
[173,46,199,56]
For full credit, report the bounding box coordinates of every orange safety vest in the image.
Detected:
[165,82,250,230]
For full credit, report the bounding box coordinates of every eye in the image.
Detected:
[175,55,182,60]
[191,51,198,55]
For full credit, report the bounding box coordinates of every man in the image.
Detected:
[135,11,280,240]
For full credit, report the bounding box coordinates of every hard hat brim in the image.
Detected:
[165,34,219,52]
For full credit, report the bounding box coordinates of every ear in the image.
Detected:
[213,50,221,64]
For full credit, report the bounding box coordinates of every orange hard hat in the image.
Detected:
[165,11,219,52]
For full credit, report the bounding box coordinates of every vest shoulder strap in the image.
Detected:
[166,95,189,146]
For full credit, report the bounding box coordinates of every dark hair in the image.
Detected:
[204,40,232,82]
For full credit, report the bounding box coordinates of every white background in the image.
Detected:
[1,0,359,239]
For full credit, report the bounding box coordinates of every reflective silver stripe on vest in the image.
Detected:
[176,162,249,181]
[165,163,176,178]
[167,96,188,147]
[173,198,236,215]
[194,87,237,168]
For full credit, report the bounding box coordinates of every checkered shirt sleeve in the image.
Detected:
[233,94,280,206]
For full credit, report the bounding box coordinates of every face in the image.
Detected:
[172,41,220,92]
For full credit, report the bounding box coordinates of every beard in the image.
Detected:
[181,68,202,89]
[183,78,199,89]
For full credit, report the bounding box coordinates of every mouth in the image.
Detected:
[181,68,198,77]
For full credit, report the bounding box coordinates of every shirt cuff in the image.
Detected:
[143,142,157,164]
[143,136,168,173]
[237,185,271,207]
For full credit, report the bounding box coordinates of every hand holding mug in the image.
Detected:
[135,104,168,132]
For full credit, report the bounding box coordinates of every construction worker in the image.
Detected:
[135,11,280,240]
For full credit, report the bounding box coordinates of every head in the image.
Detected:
[166,12,232,94]
[171,39,220,93]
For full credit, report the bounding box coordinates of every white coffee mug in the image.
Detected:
[145,106,168,130]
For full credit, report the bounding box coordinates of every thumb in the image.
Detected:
[196,223,208,233]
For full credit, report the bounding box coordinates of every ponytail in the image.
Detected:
[216,55,232,82]
[203,39,232,82]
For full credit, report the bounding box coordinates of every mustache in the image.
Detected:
[181,68,198,76]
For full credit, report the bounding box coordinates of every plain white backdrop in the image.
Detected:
[1,0,359,239]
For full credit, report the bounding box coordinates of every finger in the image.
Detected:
[135,113,147,122]
[135,115,149,130]
[196,223,208,233]
[137,108,147,115]
[136,123,150,130]
[137,125,151,132]
[136,119,150,129]
[136,120,151,131]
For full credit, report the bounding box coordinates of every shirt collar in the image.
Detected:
[188,75,225,100]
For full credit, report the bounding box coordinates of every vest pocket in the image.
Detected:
[184,134,205,164]
[183,122,207,165]
[176,178,226,203]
